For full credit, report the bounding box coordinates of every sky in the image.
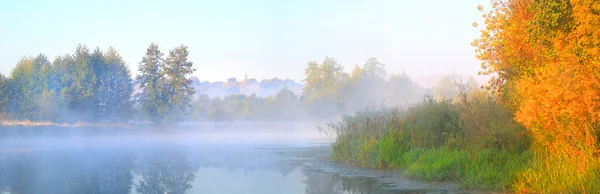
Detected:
[0,0,491,86]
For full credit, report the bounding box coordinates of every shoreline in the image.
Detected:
[278,145,491,193]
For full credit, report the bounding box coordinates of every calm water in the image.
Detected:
[0,127,463,194]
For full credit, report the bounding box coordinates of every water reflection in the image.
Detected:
[0,144,452,194]
[0,148,136,194]
[135,147,198,194]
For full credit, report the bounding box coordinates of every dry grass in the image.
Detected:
[0,120,131,128]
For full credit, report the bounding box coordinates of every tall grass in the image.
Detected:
[513,153,600,193]
[321,94,534,191]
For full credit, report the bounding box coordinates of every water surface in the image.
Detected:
[0,126,467,194]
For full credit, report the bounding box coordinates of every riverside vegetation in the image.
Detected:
[320,83,533,191]
[323,0,600,192]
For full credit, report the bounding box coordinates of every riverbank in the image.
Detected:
[321,95,600,192]
[319,96,534,192]
[274,145,483,193]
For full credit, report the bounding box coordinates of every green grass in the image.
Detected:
[332,131,531,190]
[459,149,531,190]
[403,148,466,181]
[324,99,533,191]
[513,153,600,193]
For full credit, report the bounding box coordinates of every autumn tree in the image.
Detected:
[474,0,600,191]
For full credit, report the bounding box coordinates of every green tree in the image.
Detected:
[89,48,106,118]
[206,97,226,121]
[54,54,76,122]
[136,43,166,123]
[61,45,97,122]
[6,57,36,120]
[101,47,134,122]
[1,45,133,123]
[190,94,210,120]
[0,73,7,117]
[162,45,196,124]
[136,44,195,124]
[301,57,348,117]
[361,57,386,81]
[344,58,387,109]
[386,72,427,106]
[32,54,63,121]
[273,86,299,120]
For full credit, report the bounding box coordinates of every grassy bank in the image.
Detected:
[320,93,535,191]
[322,93,600,192]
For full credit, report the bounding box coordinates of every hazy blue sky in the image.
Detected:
[0,0,490,85]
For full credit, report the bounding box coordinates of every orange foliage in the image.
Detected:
[474,0,600,160]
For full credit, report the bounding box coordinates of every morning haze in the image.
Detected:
[0,0,490,85]
[0,0,546,194]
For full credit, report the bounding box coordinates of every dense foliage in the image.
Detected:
[473,0,600,192]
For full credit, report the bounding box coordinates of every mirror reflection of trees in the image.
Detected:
[0,145,433,194]
[134,147,198,194]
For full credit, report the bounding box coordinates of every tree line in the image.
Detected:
[0,44,195,124]
[189,57,429,121]
[0,44,429,124]
[0,45,134,123]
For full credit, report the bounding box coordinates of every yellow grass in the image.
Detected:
[0,120,131,128]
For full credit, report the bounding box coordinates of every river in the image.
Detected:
[0,123,474,194]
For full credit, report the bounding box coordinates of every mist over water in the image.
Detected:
[0,50,477,193]
[0,66,475,193]
[0,22,479,194]
[0,123,464,194]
